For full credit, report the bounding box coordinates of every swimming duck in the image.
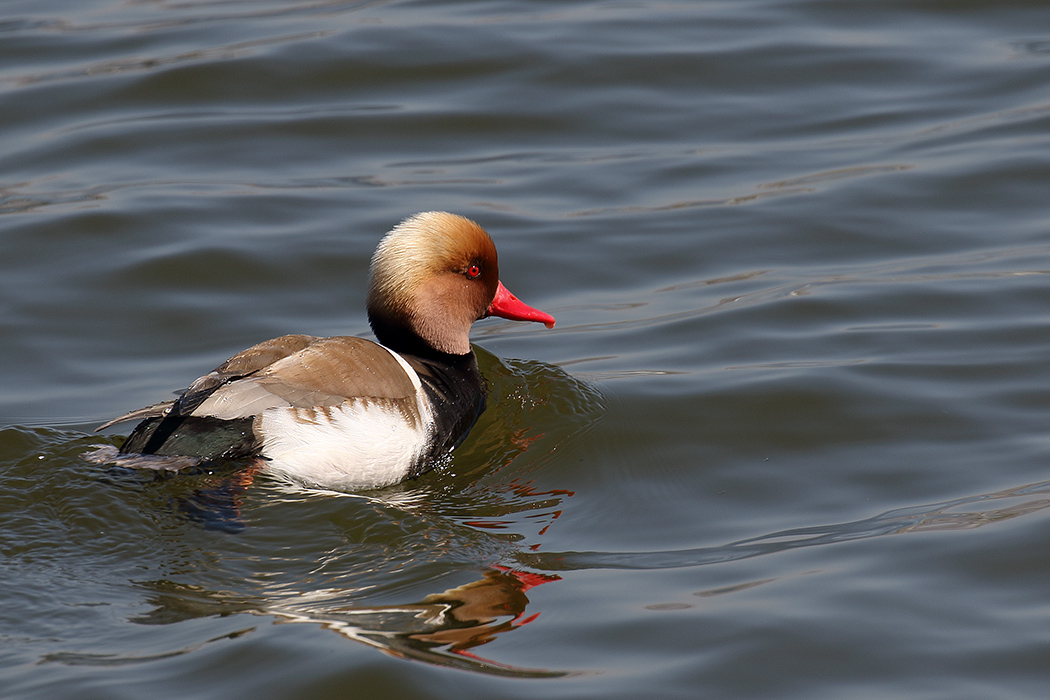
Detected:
[96,212,555,491]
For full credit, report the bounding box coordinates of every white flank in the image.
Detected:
[258,388,435,492]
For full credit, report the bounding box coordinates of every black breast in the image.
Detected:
[402,350,486,477]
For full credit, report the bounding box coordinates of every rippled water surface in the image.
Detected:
[4,0,1050,697]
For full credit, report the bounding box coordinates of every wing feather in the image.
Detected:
[190,336,418,419]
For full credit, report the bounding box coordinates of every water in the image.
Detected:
[3,0,1050,697]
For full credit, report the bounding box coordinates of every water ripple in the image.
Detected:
[517,477,1050,572]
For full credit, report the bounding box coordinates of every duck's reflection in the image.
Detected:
[272,566,562,676]
[135,566,566,678]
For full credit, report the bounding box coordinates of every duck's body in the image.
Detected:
[98,212,554,491]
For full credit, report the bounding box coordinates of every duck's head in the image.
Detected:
[366,212,555,356]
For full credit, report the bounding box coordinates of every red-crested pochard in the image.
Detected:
[95,212,555,491]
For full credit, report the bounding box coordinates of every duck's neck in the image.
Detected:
[368,313,473,361]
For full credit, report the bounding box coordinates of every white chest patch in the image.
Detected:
[257,389,436,492]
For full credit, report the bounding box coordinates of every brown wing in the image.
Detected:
[190,336,418,419]
[257,336,418,402]
[173,334,323,416]
[212,334,320,377]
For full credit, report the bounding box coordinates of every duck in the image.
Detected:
[95,212,555,491]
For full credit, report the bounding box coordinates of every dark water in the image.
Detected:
[4,0,1050,697]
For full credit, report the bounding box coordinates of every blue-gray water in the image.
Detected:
[3,0,1050,697]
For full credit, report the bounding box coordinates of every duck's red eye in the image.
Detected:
[467,264,481,279]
